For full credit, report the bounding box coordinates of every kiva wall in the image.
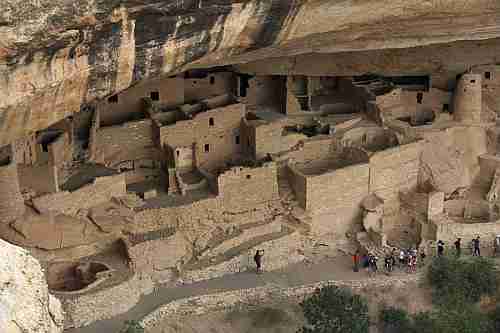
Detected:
[32,174,126,216]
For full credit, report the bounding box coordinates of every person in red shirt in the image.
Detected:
[353,251,359,272]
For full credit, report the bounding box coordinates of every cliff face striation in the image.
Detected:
[0,239,65,333]
[0,0,500,145]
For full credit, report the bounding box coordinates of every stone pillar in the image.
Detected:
[0,162,25,223]
[453,73,482,123]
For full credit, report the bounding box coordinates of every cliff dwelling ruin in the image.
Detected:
[2,0,500,332]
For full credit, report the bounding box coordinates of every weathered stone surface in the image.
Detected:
[1,0,500,145]
[0,239,64,333]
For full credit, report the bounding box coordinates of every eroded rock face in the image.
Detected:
[1,0,500,145]
[0,239,64,333]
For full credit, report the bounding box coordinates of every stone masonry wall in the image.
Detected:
[369,141,422,214]
[0,162,25,224]
[454,73,482,123]
[287,164,307,209]
[126,232,192,283]
[434,221,500,244]
[141,272,421,331]
[32,174,126,216]
[217,162,279,212]
[92,119,157,167]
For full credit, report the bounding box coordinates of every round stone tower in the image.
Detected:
[453,73,482,123]
[0,161,25,223]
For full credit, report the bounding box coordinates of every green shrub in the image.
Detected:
[122,320,144,333]
[298,285,369,333]
[379,306,412,333]
[427,256,497,307]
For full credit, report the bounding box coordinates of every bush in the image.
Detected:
[298,285,369,333]
[379,306,412,333]
[121,320,144,333]
[427,256,497,307]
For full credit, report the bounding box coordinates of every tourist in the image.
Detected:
[254,250,264,274]
[353,250,359,272]
[454,238,461,257]
[384,254,393,273]
[473,236,481,256]
[419,248,426,267]
[437,240,445,256]
[495,235,500,256]
[399,249,405,268]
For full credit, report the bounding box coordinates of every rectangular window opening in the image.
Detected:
[416,92,423,104]
[210,76,215,85]
[470,80,476,84]
[443,104,449,112]
[150,91,160,101]
[108,95,118,103]
[204,144,210,153]
[235,135,240,145]
[209,117,214,126]
[485,72,491,80]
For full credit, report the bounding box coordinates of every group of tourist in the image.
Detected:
[438,234,500,257]
[352,247,423,276]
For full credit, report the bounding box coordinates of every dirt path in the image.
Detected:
[65,255,416,333]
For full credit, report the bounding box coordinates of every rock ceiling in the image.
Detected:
[0,0,499,145]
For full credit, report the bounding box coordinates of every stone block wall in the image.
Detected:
[217,162,279,212]
[126,232,192,282]
[32,174,126,216]
[285,137,334,164]
[92,119,157,167]
[184,72,236,103]
[479,154,500,190]
[12,133,38,165]
[434,221,500,244]
[307,163,370,214]
[369,141,422,214]
[98,77,184,126]
[287,164,307,209]
[0,162,25,223]
[253,120,288,160]
[454,73,482,123]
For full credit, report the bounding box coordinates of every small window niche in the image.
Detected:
[176,150,180,157]
[204,144,210,153]
[443,104,449,113]
[416,92,423,104]
[209,117,214,126]
[108,95,118,103]
[235,135,240,145]
[210,76,215,85]
[150,91,160,101]
[470,80,476,84]
[246,175,251,179]
[485,72,491,80]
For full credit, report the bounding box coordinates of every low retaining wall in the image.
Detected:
[62,273,153,329]
[140,274,421,330]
